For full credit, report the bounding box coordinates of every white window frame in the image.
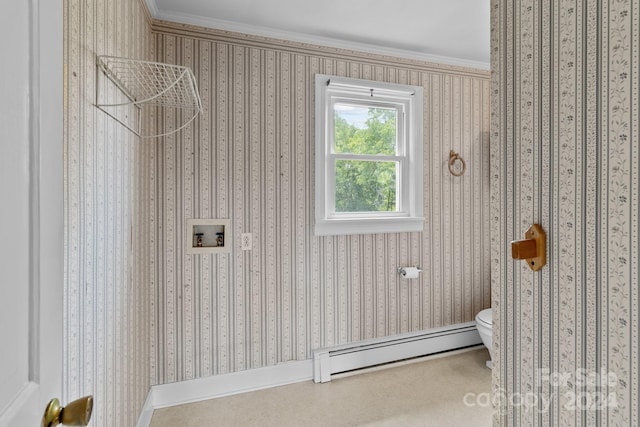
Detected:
[315,74,424,236]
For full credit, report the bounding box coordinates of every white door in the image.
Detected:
[0,0,65,426]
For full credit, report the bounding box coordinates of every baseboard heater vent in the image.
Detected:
[312,322,481,383]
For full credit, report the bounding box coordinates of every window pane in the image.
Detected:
[334,104,396,155]
[335,160,397,212]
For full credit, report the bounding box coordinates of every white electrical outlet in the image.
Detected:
[240,233,252,250]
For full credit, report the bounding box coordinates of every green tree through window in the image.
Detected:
[334,107,397,212]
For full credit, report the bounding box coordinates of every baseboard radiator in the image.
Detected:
[312,322,482,383]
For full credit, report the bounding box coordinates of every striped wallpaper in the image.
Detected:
[61,1,640,424]
[63,0,154,426]
[492,0,640,425]
[63,3,493,422]
[151,21,492,384]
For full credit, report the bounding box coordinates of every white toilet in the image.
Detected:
[475,308,493,368]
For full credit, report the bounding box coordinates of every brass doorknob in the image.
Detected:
[42,396,93,427]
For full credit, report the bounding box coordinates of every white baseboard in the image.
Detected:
[136,390,155,427]
[136,322,482,426]
[136,359,313,426]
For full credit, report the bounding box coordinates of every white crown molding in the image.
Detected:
[153,10,490,71]
[143,0,159,17]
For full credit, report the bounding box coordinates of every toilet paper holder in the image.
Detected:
[397,266,422,277]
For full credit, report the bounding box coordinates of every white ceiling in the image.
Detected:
[147,0,490,69]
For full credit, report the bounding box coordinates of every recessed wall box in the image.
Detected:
[186,219,231,254]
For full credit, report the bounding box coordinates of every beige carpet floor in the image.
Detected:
[151,347,493,427]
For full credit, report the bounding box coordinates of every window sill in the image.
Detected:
[314,217,424,236]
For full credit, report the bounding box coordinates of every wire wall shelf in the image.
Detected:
[95,55,202,138]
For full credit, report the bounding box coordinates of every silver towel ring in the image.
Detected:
[448,150,466,177]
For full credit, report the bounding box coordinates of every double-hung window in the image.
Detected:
[315,74,424,236]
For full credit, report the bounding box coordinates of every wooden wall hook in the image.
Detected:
[511,224,546,271]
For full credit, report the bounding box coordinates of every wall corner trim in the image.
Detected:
[136,389,155,427]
